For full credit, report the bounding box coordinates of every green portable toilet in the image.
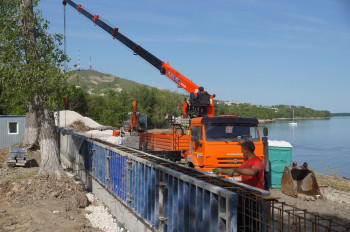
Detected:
[268,140,293,188]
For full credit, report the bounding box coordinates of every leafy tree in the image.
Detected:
[213,102,330,120]
[0,0,69,175]
[63,85,89,115]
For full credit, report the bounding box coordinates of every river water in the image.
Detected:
[263,116,350,178]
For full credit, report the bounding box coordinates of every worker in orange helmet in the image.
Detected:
[213,140,264,189]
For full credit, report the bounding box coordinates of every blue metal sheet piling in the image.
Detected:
[189,184,196,232]
[83,141,93,172]
[108,150,127,201]
[210,193,219,231]
[203,190,210,230]
[178,179,184,230]
[183,181,189,230]
[91,144,106,185]
[196,187,203,231]
[60,131,272,232]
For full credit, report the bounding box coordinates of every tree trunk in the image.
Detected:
[38,103,65,176]
[20,0,36,58]
[20,0,65,176]
[20,0,39,149]
[22,97,39,149]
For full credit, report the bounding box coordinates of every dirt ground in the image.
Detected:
[0,147,102,232]
[269,174,350,227]
[270,187,350,226]
[1,146,350,231]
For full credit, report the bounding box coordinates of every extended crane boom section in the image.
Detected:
[161,63,198,95]
[64,0,214,117]
[64,0,163,70]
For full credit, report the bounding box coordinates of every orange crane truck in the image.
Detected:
[64,0,269,183]
[140,117,268,175]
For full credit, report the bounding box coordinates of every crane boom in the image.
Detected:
[63,0,215,117]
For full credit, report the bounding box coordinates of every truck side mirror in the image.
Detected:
[263,127,268,137]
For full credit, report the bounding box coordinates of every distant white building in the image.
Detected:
[218,100,244,106]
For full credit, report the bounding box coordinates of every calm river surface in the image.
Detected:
[263,116,350,178]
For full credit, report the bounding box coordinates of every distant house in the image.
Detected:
[0,116,26,149]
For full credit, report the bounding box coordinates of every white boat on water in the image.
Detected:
[289,110,297,126]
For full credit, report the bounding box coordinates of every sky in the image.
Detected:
[38,0,350,113]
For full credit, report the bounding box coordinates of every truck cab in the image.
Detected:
[185,116,266,172]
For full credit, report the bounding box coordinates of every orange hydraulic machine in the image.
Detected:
[122,100,147,134]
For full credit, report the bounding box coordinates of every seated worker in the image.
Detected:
[213,140,264,189]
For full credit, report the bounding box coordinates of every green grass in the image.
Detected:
[69,69,150,92]
[10,172,37,181]
[11,143,22,147]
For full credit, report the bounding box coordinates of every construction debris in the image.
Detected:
[6,147,27,167]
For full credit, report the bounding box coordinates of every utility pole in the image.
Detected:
[78,50,80,70]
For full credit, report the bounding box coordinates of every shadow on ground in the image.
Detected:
[26,159,39,168]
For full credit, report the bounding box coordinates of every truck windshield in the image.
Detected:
[205,124,260,141]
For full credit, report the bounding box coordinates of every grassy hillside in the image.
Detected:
[64,69,330,124]
[1,69,331,121]
[68,69,150,93]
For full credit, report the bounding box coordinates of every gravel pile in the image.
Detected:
[65,172,130,232]
[85,193,129,232]
[122,136,140,149]
[54,110,102,129]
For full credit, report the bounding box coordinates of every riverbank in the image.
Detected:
[1,146,349,230]
[258,116,331,123]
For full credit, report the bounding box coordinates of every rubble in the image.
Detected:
[0,147,130,232]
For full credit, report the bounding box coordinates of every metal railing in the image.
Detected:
[60,131,240,231]
[60,130,350,232]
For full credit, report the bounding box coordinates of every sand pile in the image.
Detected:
[83,130,117,144]
[54,110,102,129]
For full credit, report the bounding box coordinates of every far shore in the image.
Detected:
[258,117,331,123]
